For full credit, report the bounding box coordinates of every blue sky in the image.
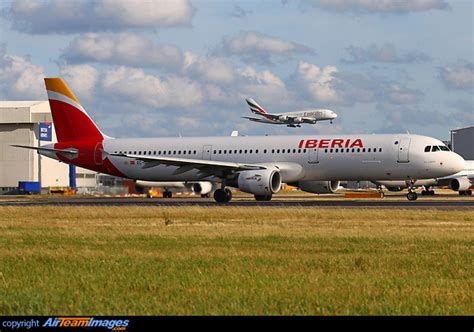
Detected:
[0,0,472,141]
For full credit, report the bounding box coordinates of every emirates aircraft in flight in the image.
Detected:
[243,98,337,127]
[14,78,465,202]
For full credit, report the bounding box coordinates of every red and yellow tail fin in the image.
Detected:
[45,78,103,142]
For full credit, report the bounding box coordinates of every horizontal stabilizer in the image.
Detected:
[11,144,79,159]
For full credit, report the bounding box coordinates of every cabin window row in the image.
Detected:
[113,147,383,156]
[324,147,382,153]
[213,148,307,155]
[114,150,198,155]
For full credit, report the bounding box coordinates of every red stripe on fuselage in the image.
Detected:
[54,141,125,177]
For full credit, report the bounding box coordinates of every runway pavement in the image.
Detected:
[0,195,473,209]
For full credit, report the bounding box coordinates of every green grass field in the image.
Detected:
[0,206,472,315]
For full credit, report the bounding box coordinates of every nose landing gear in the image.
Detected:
[407,191,418,201]
[406,180,418,201]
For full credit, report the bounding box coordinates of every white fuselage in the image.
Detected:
[255,109,336,124]
[98,134,464,183]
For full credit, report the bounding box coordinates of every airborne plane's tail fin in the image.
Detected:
[245,98,268,116]
[44,78,108,142]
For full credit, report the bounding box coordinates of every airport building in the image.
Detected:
[0,101,99,194]
[451,126,474,160]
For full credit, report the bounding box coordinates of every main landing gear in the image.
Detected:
[459,190,472,196]
[163,191,172,198]
[421,186,435,196]
[254,194,272,201]
[214,188,232,203]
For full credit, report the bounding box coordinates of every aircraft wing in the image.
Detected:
[259,113,281,120]
[242,116,278,124]
[111,153,267,177]
[242,116,266,122]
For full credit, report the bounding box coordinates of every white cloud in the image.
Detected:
[305,0,450,14]
[219,31,314,64]
[237,66,290,102]
[343,43,431,63]
[0,48,46,99]
[6,0,195,34]
[101,66,203,109]
[295,61,423,107]
[387,85,422,104]
[296,62,339,103]
[62,33,184,69]
[439,61,474,91]
[175,116,200,128]
[119,112,170,137]
[184,54,236,84]
[60,64,98,101]
[229,5,252,18]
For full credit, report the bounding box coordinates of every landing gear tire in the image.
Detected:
[407,192,418,201]
[423,190,435,196]
[163,191,172,198]
[214,188,232,203]
[254,194,272,201]
[459,190,472,196]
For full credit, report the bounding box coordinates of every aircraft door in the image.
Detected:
[202,145,212,160]
[94,142,104,165]
[308,148,319,164]
[397,138,410,163]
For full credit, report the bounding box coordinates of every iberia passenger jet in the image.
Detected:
[13,78,465,202]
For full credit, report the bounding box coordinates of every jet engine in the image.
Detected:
[293,117,302,123]
[298,180,340,194]
[192,182,213,195]
[385,186,404,192]
[449,177,471,191]
[236,169,281,195]
[279,115,288,121]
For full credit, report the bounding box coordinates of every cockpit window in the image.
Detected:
[424,146,431,152]
[431,146,440,152]
[439,146,449,151]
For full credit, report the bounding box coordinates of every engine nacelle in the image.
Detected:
[192,182,213,194]
[292,117,302,123]
[237,169,281,195]
[386,186,404,192]
[298,180,340,194]
[279,115,288,121]
[450,177,471,191]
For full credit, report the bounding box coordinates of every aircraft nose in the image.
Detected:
[450,153,465,173]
